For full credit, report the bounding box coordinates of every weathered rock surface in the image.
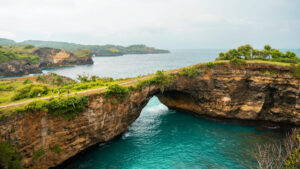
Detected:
[0,48,93,77]
[33,48,93,68]
[0,60,42,77]
[0,63,299,168]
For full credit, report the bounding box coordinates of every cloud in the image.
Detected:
[0,31,16,39]
[0,0,299,48]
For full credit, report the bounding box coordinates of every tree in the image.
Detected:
[270,49,284,59]
[285,51,297,58]
[237,44,253,60]
[226,49,242,59]
[263,45,272,59]
[252,49,260,58]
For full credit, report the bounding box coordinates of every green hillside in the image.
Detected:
[0,38,169,56]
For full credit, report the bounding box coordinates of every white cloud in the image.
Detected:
[0,0,299,48]
[0,31,16,39]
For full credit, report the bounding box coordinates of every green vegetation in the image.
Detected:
[23,79,32,84]
[132,70,173,93]
[33,148,45,162]
[229,57,246,66]
[0,142,22,169]
[74,49,92,58]
[51,144,62,154]
[217,44,299,64]
[0,47,40,63]
[179,66,200,78]
[13,40,169,56]
[46,96,88,120]
[0,38,16,46]
[11,84,49,101]
[105,84,130,100]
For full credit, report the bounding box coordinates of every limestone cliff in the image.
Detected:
[0,48,93,77]
[0,63,299,168]
[32,48,93,68]
[0,60,42,77]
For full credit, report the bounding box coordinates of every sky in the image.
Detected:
[0,0,299,49]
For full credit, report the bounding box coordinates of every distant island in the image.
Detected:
[0,45,93,77]
[0,38,170,56]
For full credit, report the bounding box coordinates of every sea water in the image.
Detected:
[43,49,289,169]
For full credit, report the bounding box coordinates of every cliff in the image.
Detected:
[0,63,299,168]
[0,47,93,77]
[0,60,42,77]
[33,48,93,68]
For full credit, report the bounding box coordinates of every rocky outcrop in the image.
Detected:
[0,60,42,77]
[157,63,300,125]
[32,48,93,68]
[0,63,300,168]
[0,48,93,77]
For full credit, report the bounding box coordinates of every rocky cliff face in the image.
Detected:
[157,63,300,125]
[33,48,93,68]
[0,63,299,168]
[0,48,93,77]
[0,60,42,77]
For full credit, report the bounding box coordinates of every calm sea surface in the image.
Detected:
[43,49,297,168]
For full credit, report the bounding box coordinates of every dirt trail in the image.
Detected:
[0,77,147,109]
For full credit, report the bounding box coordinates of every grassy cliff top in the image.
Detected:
[0,38,169,56]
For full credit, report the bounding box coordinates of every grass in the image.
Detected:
[0,142,22,169]
[0,59,298,120]
[33,148,45,162]
[0,45,40,63]
[73,49,92,58]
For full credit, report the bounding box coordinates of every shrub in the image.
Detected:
[179,67,200,78]
[35,75,45,82]
[33,148,45,162]
[0,82,14,91]
[25,100,48,112]
[12,84,49,100]
[77,74,89,82]
[105,84,129,100]
[292,64,300,80]
[23,79,32,84]
[230,57,246,66]
[47,96,88,120]
[0,142,22,169]
[52,144,62,154]
[133,70,172,93]
[206,62,216,68]
[23,45,35,49]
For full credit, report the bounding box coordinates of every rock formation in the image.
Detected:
[0,63,299,168]
[0,48,93,77]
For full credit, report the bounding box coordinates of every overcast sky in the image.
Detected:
[0,0,299,49]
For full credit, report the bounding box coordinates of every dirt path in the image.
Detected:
[0,77,148,109]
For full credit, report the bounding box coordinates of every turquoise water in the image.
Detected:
[43,49,222,79]
[41,49,289,168]
[65,97,282,169]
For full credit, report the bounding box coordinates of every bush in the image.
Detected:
[0,142,22,169]
[52,144,62,154]
[12,84,49,100]
[292,64,300,80]
[47,96,88,120]
[133,70,172,93]
[23,45,35,49]
[105,84,129,100]
[33,148,45,162]
[230,57,246,66]
[23,79,32,84]
[179,67,200,78]
[36,75,45,82]
[25,100,48,112]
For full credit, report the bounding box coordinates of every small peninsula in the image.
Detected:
[0,45,93,77]
[0,38,170,56]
